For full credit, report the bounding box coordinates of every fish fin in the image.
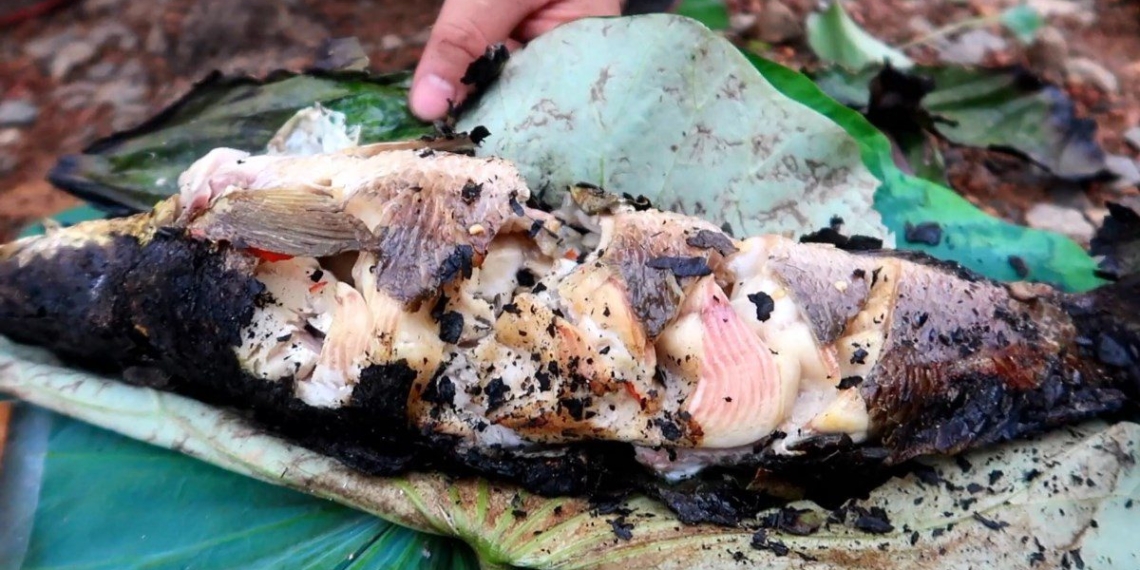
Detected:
[187,187,371,257]
[337,134,478,158]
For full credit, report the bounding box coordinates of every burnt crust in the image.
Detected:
[3,230,1139,527]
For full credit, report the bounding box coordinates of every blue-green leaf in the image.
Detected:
[17,410,475,570]
[1000,4,1043,45]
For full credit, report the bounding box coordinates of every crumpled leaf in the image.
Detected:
[459,13,893,243]
[2,337,1138,569]
[813,64,1109,181]
[47,70,432,215]
[806,1,914,71]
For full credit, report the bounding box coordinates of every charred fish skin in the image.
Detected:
[0,223,645,498]
[4,147,1140,527]
[844,251,1135,464]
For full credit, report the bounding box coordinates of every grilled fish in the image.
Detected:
[1,146,1137,523]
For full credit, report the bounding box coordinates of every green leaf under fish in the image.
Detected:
[7,403,474,570]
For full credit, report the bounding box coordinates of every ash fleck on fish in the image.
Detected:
[685,229,738,256]
[438,311,464,344]
[461,181,483,204]
[485,377,510,412]
[646,256,712,278]
[747,291,775,321]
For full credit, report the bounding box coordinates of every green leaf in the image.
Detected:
[18,411,474,570]
[459,14,893,244]
[745,55,1102,290]
[47,70,432,214]
[812,64,1109,181]
[806,1,913,71]
[674,0,730,30]
[1000,4,1043,44]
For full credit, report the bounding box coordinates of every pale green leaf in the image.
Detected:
[459,14,893,243]
[1000,4,1043,44]
[806,1,914,71]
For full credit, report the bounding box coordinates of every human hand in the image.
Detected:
[409,0,623,121]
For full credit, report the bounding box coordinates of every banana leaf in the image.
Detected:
[3,339,1137,569]
[2,14,1127,570]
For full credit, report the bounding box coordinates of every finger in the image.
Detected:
[410,0,541,121]
[512,0,622,42]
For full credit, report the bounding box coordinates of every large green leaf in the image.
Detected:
[47,71,432,214]
[743,55,1102,290]
[458,14,1100,291]
[458,14,893,243]
[17,410,473,570]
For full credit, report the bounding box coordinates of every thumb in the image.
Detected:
[410,0,538,121]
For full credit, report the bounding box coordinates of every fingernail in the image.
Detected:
[410,74,455,120]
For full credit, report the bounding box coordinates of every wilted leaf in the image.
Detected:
[806,1,913,71]
[999,4,1042,44]
[2,338,1138,569]
[47,70,431,215]
[459,14,892,242]
[813,64,1109,181]
[674,0,730,30]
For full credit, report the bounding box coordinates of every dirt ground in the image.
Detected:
[0,0,1138,243]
